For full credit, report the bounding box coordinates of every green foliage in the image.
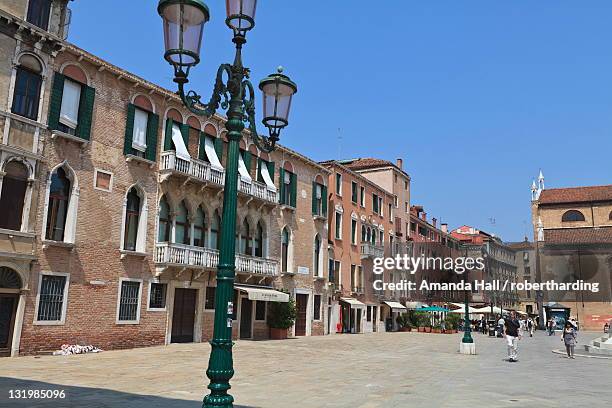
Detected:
[406,310,427,327]
[444,313,462,330]
[414,311,431,327]
[396,313,411,328]
[267,297,297,329]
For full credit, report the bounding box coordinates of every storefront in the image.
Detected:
[339,297,365,333]
[380,301,407,332]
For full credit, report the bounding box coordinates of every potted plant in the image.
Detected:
[396,313,412,332]
[432,323,442,334]
[411,311,427,332]
[444,314,461,334]
[267,297,297,340]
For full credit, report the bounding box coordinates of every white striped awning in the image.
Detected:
[383,301,406,311]
[235,285,289,302]
[340,297,365,308]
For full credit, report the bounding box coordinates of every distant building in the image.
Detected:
[531,172,612,330]
[408,205,464,305]
[507,239,537,316]
[320,160,396,333]
[451,226,518,309]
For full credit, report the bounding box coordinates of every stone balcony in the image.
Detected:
[160,151,277,204]
[159,151,225,186]
[154,242,279,277]
[237,177,278,204]
[360,243,384,259]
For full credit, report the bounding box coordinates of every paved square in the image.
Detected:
[0,331,609,408]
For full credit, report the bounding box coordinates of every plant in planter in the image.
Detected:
[396,313,412,332]
[432,323,443,333]
[411,311,428,332]
[267,297,297,340]
[444,314,462,334]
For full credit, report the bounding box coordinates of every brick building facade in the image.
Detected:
[0,0,330,356]
[0,0,69,357]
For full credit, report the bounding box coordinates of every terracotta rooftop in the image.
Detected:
[539,185,612,205]
[544,227,612,244]
[335,158,410,178]
[507,240,534,250]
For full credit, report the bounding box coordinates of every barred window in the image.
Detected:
[118,280,141,322]
[148,283,167,309]
[37,274,67,321]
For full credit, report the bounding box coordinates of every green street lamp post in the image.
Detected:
[158,1,297,407]
[462,266,473,344]
[459,247,474,354]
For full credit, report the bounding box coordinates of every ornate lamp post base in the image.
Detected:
[459,341,476,355]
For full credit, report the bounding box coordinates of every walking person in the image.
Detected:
[527,318,534,337]
[504,311,522,362]
[562,322,577,359]
[497,315,505,338]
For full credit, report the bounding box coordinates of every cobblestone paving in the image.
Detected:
[0,330,609,408]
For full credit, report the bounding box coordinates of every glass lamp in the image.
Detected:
[158,0,209,68]
[225,0,257,33]
[259,67,297,135]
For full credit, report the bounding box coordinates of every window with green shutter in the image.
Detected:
[290,172,297,208]
[279,168,286,204]
[123,103,158,162]
[76,84,95,140]
[47,72,64,131]
[47,72,95,141]
[242,150,251,172]
[164,118,174,151]
[214,137,223,163]
[145,112,159,162]
[321,185,327,217]
[312,182,324,216]
[123,104,136,155]
[266,161,275,183]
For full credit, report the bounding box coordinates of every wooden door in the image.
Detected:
[171,288,197,343]
[0,294,18,357]
[240,298,253,339]
[295,294,308,336]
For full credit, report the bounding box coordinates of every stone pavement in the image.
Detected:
[0,330,609,408]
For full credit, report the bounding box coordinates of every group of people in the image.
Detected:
[499,311,578,361]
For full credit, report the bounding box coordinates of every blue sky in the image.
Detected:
[68,1,612,242]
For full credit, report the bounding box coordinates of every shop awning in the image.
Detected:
[235,285,289,302]
[340,297,365,308]
[383,301,406,311]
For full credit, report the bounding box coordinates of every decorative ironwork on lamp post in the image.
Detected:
[157,1,297,407]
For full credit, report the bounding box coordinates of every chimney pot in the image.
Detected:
[421,212,427,221]
[432,218,437,227]
[441,223,448,233]
[396,158,403,169]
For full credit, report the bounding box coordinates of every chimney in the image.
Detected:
[441,223,448,233]
[432,218,437,228]
[421,212,427,221]
[396,158,403,170]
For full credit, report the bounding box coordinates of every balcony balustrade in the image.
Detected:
[237,177,278,204]
[160,151,277,204]
[160,151,225,185]
[155,242,278,276]
[360,243,384,259]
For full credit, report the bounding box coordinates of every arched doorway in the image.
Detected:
[0,267,22,357]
